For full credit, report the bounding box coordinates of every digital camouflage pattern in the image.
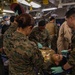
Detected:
[3,23,17,54]
[46,22,57,51]
[68,49,75,75]
[29,27,51,47]
[4,31,44,75]
[68,31,75,75]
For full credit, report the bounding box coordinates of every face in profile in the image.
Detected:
[72,17,75,29]
[25,26,33,36]
[68,15,75,29]
[16,13,34,35]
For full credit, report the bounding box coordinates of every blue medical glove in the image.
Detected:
[37,43,43,49]
[61,50,68,57]
[51,66,64,74]
[49,45,51,48]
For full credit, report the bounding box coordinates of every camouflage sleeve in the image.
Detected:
[68,49,75,66]
[57,25,65,53]
[54,24,57,35]
[15,40,44,70]
[30,42,44,69]
[45,30,51,47]
[4,24,17,35]
[29,29,38,44]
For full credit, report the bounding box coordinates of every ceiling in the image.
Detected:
[0,0,75,19]
[29,0,75,19]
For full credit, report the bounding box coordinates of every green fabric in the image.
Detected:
[4,31,44,75]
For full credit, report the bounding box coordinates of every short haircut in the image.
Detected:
[38,20,46,26]
[65,8,75,18]
[10,16,15,22]
[50,17,55,21]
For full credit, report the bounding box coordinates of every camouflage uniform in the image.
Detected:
[4,31,44,75]
[67,31,75,75]
[3,23,17,54]
[29,27,51,47]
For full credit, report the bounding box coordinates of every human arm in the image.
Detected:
[45,30,51,48]
[51,63,72,74]
[61,50,69,57]
[57,24,65,53]
[30,42,44,74]
[29,28,38,44]
[67,48,75,66]
[51,66,64,74]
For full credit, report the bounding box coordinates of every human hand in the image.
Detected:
[61,50,68,53]
[51,66,64,74]
[61,50,69,57]
[37,43,43,49]
[49,45,51,48]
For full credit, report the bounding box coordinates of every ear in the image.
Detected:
[65,17,67,21]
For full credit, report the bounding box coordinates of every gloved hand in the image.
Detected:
[51,66,64,74]
[37,43,43,49]
[61,50,68,53]
[61,50,68,57]
[49,45,51,48]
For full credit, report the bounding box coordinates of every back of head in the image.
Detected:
[16,13,35,28]
[49,17,55,21]
[10,16,15,22]
[38,20,46,26]
[65,8,75,18]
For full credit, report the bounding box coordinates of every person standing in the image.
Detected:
[46,17,57,51]
[51,8,75,75]
[57,21,72,53]
[29,20,51,49]
[3,13,44,75]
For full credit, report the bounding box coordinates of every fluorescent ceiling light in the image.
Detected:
[18,0,30,6]
[30,2,41,8]
[51,14,58,16]
[3,13,6,15]
[3,10,14,13]
[18,0,41,8]
[42,7,57,12]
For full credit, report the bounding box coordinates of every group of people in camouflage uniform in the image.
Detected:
[1,7,75,75]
